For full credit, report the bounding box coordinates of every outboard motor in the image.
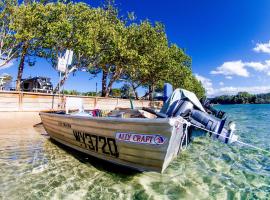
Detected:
[144,87,238,144]
[201,98,226,119]
[165,100,194,117]
[190,110,224,133]
[188,110,236,143]
[160,88,238,144]
[163,83,173,102]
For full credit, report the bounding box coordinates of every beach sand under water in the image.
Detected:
[0,105,270,199]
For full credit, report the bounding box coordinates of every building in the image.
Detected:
[20,76,53,93]
[0,73,12,91]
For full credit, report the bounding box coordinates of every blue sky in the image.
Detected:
[1,0,270,96]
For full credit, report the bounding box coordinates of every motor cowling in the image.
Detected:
[190,110,222,133]
[189,110,237,144]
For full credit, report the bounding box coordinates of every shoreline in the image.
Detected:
[213,103,270,105]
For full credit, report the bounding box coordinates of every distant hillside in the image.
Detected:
[209,92,270,104]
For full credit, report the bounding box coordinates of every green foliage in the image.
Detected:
[123,21,204,99]
[126,21,169,86]
[82,91,100,96]
[5,1,51,89]
[0,0,18,66]
[120,83,135,99]
[0,72,12,83]
[11,3,46,42]
[40,2,100,69]
[63,90,102,96]
[0,1,206,98]
[210,92,270,104]
[110,88,121,97]
[63,89,80,95]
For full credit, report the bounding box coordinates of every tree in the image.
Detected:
[110,88,121,97]
[120,75,141,99]
[82,91,99,96]
[0,1,206,98]
[40,2,101,93]
[210,92,270,104]
[120,83,135,99]
[9,2,49,90]
[63,89,80,95]
[183,74,206,99]
[90,4,137,97]
[0,0,19,68]
[123,22,200,100]
[123,21,171,100]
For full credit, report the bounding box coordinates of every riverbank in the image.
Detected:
[210,92,270,105]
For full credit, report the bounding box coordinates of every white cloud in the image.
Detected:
[253,40,270,54]
[212,86,270,96]
[245,60,270,73]
[245,62,267,71]
[211,60,270,78]
[195,74,270,97]
[210,60,250,77]
[225,76,232,79]
[203,39,270,97]
[195,74,214,96]
[0,60,14,70]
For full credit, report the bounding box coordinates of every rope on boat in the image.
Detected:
[173,118,189,150]
[189,122,270,154]
[163,119,270,181]
[180,123,189,150]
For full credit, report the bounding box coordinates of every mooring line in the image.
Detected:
[189,123,270,154]
[234,140,270,154]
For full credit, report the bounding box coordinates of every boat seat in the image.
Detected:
[65,97,84,114]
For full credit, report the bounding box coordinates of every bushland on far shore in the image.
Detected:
[210,92,270,104]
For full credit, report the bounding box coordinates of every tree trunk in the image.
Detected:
[134,91,139,100]
[53,66,77,93]
[148,84,154,101]
[53,72,67,94]
[105,89,110,97]
[103,67,123,97]
[105,75,117,97]
[131,83,139,100]
[16,43,28,91]
[101,70,108,97]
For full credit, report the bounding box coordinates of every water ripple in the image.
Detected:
[0,105,270,199]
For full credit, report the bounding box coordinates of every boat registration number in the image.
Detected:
[73,130,119,158]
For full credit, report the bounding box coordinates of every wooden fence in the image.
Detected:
[0,91,162,112]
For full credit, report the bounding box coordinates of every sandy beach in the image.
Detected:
[0,112,41,132]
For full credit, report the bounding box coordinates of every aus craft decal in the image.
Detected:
[115,132,166,145]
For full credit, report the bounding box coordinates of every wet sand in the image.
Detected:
[0,112,41,132]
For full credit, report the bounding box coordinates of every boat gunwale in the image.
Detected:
[39,111,171,124]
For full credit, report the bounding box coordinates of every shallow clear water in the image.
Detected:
[0,105,270,199]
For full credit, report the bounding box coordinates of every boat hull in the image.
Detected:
[39,112,185,173]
